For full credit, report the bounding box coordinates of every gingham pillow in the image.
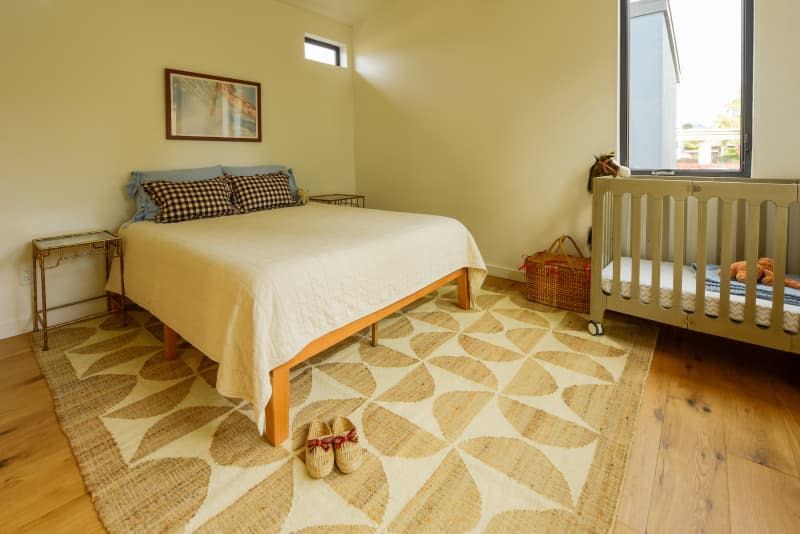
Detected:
[228,172,297,213]
[141,177,236,223]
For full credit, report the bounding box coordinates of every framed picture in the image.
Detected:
[165,68,261,142]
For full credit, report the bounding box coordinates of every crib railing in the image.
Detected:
[590,176,800,354]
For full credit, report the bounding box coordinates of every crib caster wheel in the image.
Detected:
[587,321,604,336]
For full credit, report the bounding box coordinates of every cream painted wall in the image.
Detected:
[752,0,800,270]
[353,0,618,279]
[352,0,800,279]
[3,0,796,340]
[0,0,355,338]
[752,0,800,178]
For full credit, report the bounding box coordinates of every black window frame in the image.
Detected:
[304,36,341,67]
[620,0,754,178]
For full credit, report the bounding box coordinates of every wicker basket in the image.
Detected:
[524,235,590,313]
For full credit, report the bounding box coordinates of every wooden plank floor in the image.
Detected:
[1,277,799,533]
[611,319,800,533]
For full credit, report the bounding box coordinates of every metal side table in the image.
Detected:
[309,194,365,208]
[32,230,126,350]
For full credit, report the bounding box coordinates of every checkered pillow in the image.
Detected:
[228,172,297,213]
[141,177,236,223]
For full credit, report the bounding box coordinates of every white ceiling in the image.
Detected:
[277,0,388,26]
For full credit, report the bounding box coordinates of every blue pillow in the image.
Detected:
[127,165,224,221]
[222,165,298,200]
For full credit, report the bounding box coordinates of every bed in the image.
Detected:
[107,202,486,445]
[589,176,800,354]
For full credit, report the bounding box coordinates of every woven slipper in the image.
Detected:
[331,416,364,474]
[305,420,334,479]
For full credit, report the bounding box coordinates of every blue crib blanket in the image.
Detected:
[694,263,800,307]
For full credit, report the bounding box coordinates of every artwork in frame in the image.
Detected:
[165,68,261,142]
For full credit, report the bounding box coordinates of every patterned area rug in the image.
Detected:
[34,285,657,533]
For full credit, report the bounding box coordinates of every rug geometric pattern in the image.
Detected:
[34,286,658,533]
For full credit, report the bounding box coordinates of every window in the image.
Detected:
[304,36,342,67]
[620,0,753,176]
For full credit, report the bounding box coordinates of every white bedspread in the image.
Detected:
[107,203,486,432]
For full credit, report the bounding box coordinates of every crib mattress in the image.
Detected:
[601,257,800,334]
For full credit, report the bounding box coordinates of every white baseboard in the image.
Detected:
[486,264,525,282]
[0,317,32,341]
[0,298,107,342]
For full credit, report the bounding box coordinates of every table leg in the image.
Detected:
[39,252,48,351]
[371,322,378,347]
[104,242,111,312]
[31,246,38,333]
[118,241,126,326]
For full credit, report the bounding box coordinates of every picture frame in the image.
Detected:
[165,68,261,142]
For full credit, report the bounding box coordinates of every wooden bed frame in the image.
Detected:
[162,267,471,446]
[589,176,800,354]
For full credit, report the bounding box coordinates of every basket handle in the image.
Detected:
[546,235,585,258]
[544,235,586,272]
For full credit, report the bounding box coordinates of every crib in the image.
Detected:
[589,176,800,354]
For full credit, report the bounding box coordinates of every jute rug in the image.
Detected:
[34,285,657,533]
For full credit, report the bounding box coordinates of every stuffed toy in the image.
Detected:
[728,258,767,283]
[297,188,309,205]
[728,257,800,289]
[759,258,800,288]
[587,152,630,247]
[586,152,630,193]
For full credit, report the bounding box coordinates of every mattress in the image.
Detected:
[107,203,487,432]
[601,257,800,333]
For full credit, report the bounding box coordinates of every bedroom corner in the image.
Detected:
[0,0,356,339]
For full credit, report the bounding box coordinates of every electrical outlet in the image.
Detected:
[19,265,31,286]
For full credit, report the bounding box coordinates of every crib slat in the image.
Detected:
[651,196,663,307]
[613,193,623,296]
[605,192,613,267]
[590,187,609,324]
[695,196,708,316]
[598,177,797,353]
[770,205,789,332]
[718,200,734,324]
[743,201,761,324]
[673,196,685,311]
[631,194,642,302]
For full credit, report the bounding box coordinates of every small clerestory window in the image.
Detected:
[304,36,343,67]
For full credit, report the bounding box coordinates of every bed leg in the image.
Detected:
[371,322,378,347]
[265,365,290,446]
[163,324,178,360]
[456,268,470,310]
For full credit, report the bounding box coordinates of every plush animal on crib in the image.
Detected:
[587,152,630,193]
[587,152,631,247]
[728,258,800,289]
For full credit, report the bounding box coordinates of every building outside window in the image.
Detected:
[621,0,753,177]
